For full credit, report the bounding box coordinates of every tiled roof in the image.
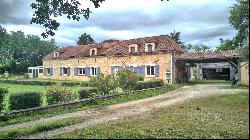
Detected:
[43,35,186,60]
[175,50,239,60]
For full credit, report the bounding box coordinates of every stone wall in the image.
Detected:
[40,53,173,84]
[240,62,249,86]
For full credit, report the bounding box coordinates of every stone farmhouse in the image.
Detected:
[40,35,186,84]
[38,35,245,85]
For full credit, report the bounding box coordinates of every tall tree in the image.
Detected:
[216,38,236,51]
[229,0,249,47]
[168,30,184,46]
[76,33,95,45]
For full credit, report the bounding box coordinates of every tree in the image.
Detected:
[216,38,236,51]
[229,0,249,47]
[0,25,58,74]
[102,39,119,43]
[168,30,184,46]
[30,0,169,38]
[76,33,95,45]
[183,44,211,52]
[238,37,249,67]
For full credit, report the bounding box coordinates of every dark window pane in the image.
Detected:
[151,66,155,75]
[147,66,150,75]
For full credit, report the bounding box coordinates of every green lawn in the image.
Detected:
[58,91,249,139]
[0,83,86,94]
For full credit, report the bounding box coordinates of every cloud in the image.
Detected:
[0,0,237,48]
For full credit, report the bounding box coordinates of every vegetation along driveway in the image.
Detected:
[0,83,247,139]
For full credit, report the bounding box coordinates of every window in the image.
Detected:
[78,68,86,75]
[147,44,153,52]
[54,52,59,58]
[130,47,135,53]
[166,72,171,80]
[63,67,68,75]
[39,69,43,73]
[128,64,137,72]
[129,44,138,53]
[146,66,155,75]
[90,48,97,56]
[145,43,155,52]
[28,69,32,73]
[44,68,51,76]
[90,67,97,75]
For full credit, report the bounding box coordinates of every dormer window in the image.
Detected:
[145,43,155,52]
[54,52,59,58]
[129,44,138,53]
[90,48,97,56]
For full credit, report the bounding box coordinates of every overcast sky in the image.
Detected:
[0,0,236,49]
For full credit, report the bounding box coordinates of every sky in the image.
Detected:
[0,0,236,49]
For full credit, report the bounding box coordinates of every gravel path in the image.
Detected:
[0,83,247,139]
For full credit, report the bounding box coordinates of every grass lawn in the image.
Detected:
[0,84,186,127]
[0,83,87,94]
[58,91,249,139]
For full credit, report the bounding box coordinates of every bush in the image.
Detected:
[89,74,117,96]
[135,80,164,90]
[61,81,89,87]
[0,80,56,86]
[24,73,29,79]
[44,87,73,105]
[78,87,97,99]
[116,68,141,91]
[0,88,8,111]
[8,92,42,111]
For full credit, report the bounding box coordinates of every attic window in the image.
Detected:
[90,48,97,56]
[145,43,155,52]
[129,44,138,53]
[54,52,59,58]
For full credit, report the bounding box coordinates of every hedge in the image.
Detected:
[61,81,89,87]
[8,92,42,111]
[78,87,97,99]
[0,88,8,111]
[135,80,164,90]
[0,80,56,86]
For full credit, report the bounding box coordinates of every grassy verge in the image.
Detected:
[58,91,249,139]
[0,117,87,139]
[189,80,232,84]
[0,83,188,127]
[218,85,249,89]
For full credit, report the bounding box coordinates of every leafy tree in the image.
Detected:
[0,26,58,74]
[229,0,249,47]
[168,30,184,46]
[76,33,95,45]
[238,37,249,67]
[183,44,211,52]
[216,38,236,51]
[102,39,119,43]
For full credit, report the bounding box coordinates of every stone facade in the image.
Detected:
[240,62,249,86]
[40,53,173,84]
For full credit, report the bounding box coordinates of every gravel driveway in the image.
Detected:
[0,83,247,139]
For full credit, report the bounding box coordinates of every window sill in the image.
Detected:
[145,75,156,78]
[78,74,86,76]
[90,75,97,77]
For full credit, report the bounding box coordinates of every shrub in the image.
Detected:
[89,74,117,96]
[135,80,164,90]
[8,92,42,111]
[0,88,8,111]
[78,87,97,99]
[44,87,73,105]
[24,73,30,79]
[61,81,89,87]
[0,80,56,86]
[116,68,140,91]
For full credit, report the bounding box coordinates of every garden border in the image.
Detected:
[0,86,166,118]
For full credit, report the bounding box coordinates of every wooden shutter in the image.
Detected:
[85,67,90,75]
[111,66,115,75]
[50,68,53,76]
[67,68,70,76]
[155,64,160,77]
[59,68,62,76]
[96,67,100,75]
[74,67,78,76]
[138,65,145,75]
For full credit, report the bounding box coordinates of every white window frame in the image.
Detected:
[54,52,59,58]
[89,48,97,56]
[145,43,155,52]
[145,64,156,77]
[44,68,50,76]
[90,66,98,76]
[128,44,138,53]
[61,66,69,76]
[112,64,123,74]
[78,67,86,75]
